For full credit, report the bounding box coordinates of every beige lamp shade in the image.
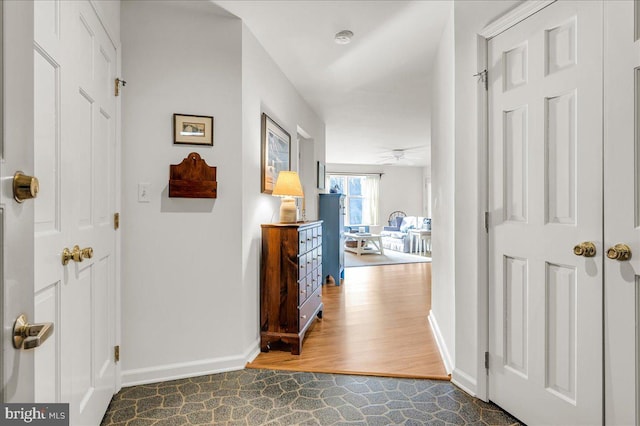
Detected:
[272,171,304,198]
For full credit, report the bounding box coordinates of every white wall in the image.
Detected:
[427,0,519,396]
[452,0,518,397]
[120,1,246,385]
[429,5,455,375]
[240,26,326,355]
[119,0,325,387]
[423,167,431,218]
[325,163,425,225]
[298,135,317,220]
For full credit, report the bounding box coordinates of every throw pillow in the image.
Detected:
[400,216,417,232]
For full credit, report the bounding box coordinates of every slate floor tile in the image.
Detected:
[101,369,521,425]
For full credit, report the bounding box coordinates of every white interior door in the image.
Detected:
[488,2,603,424]
[2,0,36,403]
[34,1,117,423]
[603,1,640,424]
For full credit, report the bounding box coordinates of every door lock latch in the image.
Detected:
[13,171,39,203]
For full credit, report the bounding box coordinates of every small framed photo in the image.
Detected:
[261,113,291,194]
[173,113,213,146]
[317,161,326,189]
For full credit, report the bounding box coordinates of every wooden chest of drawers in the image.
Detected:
[260,221,324,355]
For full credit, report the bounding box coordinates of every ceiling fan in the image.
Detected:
[376,146,427,165]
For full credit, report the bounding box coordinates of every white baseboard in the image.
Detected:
[122,339,261,387]
[452,368,478,397]
[428,311,453,374]
[245,339,261,364]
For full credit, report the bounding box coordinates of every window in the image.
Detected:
[328,174,379,225]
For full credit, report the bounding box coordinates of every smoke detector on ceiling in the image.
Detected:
[334,30,354,45]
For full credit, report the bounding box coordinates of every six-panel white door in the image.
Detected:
[603,1,640,424]
[488,1,603,424]
[34,1,117,424]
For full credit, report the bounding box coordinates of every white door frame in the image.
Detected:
[475,0,557,402]
[89,0,123,395]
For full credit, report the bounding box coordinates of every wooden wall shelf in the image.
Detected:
[169,152,217,198]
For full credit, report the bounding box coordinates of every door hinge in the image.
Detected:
[114,345,120,363]
[114,78,127,97]
[484,211,489,233]
[484,351,489,370]
[114,212,120,230]
[474,69,488,90]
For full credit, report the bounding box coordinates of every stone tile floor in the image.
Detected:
[101,369,522,425]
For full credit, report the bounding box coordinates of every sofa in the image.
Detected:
[380,216,431,253]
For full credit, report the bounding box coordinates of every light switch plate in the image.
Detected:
[138,183,151,203]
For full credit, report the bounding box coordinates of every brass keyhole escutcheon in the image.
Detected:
[606,244,632,261]
[573,242,597,257]
[13,172,39,203]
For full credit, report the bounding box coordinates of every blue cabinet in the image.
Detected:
[319,193,345,285]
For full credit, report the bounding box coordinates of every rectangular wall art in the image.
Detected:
[261,113,291,194]
[173,113,214,146]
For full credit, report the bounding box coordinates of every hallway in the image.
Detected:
[248,263,448,379]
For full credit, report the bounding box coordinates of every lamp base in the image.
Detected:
[279,197,297,223]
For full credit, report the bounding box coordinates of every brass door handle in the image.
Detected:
[13,171,39,203]
[80,247,93,260]
[573,241,596,257]
[13,314,54,350]
[607,244,632,261]
[62,245,81,265]
[61,245,93,265]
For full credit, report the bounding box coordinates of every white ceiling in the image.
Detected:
[215,0,452,167]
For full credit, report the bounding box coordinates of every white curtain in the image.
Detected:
[363,175,380,225]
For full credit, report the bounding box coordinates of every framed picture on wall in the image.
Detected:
[261,113,291,194]
[317,161,326,189]
[173,113,214,145]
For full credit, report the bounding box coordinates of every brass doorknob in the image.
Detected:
[62,245,81,265]
[606,244,632,261]
[573,241,597,257]
[63,245,81,265]
[81,247,93,260]
[13,171,39,203]
[61,245,94,265]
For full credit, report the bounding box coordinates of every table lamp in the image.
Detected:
[272,171,304,223]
